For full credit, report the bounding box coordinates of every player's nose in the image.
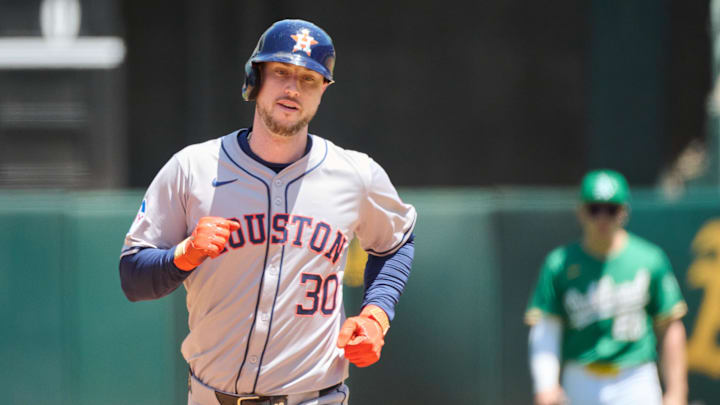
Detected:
[283,76,300,97]
[284,84,300,99]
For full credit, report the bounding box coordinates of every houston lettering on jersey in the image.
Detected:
[220,214,347,264]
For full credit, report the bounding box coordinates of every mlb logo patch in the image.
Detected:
[134,199,146,223]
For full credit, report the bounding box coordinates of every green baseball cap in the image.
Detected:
[579,169,630,204]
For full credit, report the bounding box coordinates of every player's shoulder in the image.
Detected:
[311,134,379,180]
[315,135,374,164]
[174,136,223,160]
[626,232,661,249]
[542,243,581,273]
[172,135,226,168]
[625,232,669,264]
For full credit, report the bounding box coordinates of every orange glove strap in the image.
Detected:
[361,305,390,336]
[173,238,196,271]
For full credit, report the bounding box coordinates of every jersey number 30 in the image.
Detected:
[296,273,339,316]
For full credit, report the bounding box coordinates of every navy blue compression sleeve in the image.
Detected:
[119,247,192,302]
[361,234,415,321]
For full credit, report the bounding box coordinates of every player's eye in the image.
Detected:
[302,75,317,83]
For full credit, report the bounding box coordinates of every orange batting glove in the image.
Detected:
[337,305,390,367]
[173,216,240,271]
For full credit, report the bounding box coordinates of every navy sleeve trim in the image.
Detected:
[119,246,193,302]
[361,233,415,321]
[365,214,417,256]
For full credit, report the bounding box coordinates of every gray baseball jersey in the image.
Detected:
[121,130,417,395]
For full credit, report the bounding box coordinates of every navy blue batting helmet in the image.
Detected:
[242,19,336,101]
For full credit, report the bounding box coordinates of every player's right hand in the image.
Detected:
[534,385,567,405]
[173,216,241,271]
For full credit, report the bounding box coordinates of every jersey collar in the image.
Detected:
[221,128,327,181]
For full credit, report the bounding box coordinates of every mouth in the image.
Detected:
[276,98,300,112]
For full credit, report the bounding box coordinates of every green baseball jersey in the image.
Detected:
[525,232,687,366]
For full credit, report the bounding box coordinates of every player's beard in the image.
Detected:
[257,101,314,137]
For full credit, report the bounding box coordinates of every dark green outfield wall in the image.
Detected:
[2,189,720,404]
[0,193,187,405]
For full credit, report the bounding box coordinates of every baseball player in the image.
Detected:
[119,19,416,405]
[525,170,688,405]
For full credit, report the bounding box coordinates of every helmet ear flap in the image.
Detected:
[242,62,262,101]
[248,63,262,101]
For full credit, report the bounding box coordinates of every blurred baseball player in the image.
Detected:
[525,170,687,405]
[119,19,416,405]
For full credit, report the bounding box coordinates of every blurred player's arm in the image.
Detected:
[529,316,566,405]
[649,252,687,405]
[526,248,569,404]
[337,233,415,367]
[655,319,688,405]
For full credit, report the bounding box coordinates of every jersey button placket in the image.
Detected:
[236,186,281,393]
[238,259,281,392]
[273,178,283,207]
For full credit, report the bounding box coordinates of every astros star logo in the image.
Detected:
[291,29,318,56]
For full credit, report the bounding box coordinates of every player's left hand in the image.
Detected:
[337,305,389,367]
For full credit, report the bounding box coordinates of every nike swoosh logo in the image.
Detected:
[212,178,237,187]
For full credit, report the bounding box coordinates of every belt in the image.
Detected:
[189,368,342,405]
[584,362,621,377]
[214,392,287,405]
[213,383,342,405]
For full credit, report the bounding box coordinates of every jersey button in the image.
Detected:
[274,197,282,206]
[249,356,258,364]
[274,179,283,187]
[268,266,278,276]
[261,313,269,322]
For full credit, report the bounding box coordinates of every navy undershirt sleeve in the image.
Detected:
[361,234,415,321]
[119,247,192,302]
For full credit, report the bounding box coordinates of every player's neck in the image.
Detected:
[248,121,309,164]
[582,229,628,259]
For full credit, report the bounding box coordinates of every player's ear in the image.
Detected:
[575,204,586,224]
[618,204,630,227]
[321,80,332,93]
